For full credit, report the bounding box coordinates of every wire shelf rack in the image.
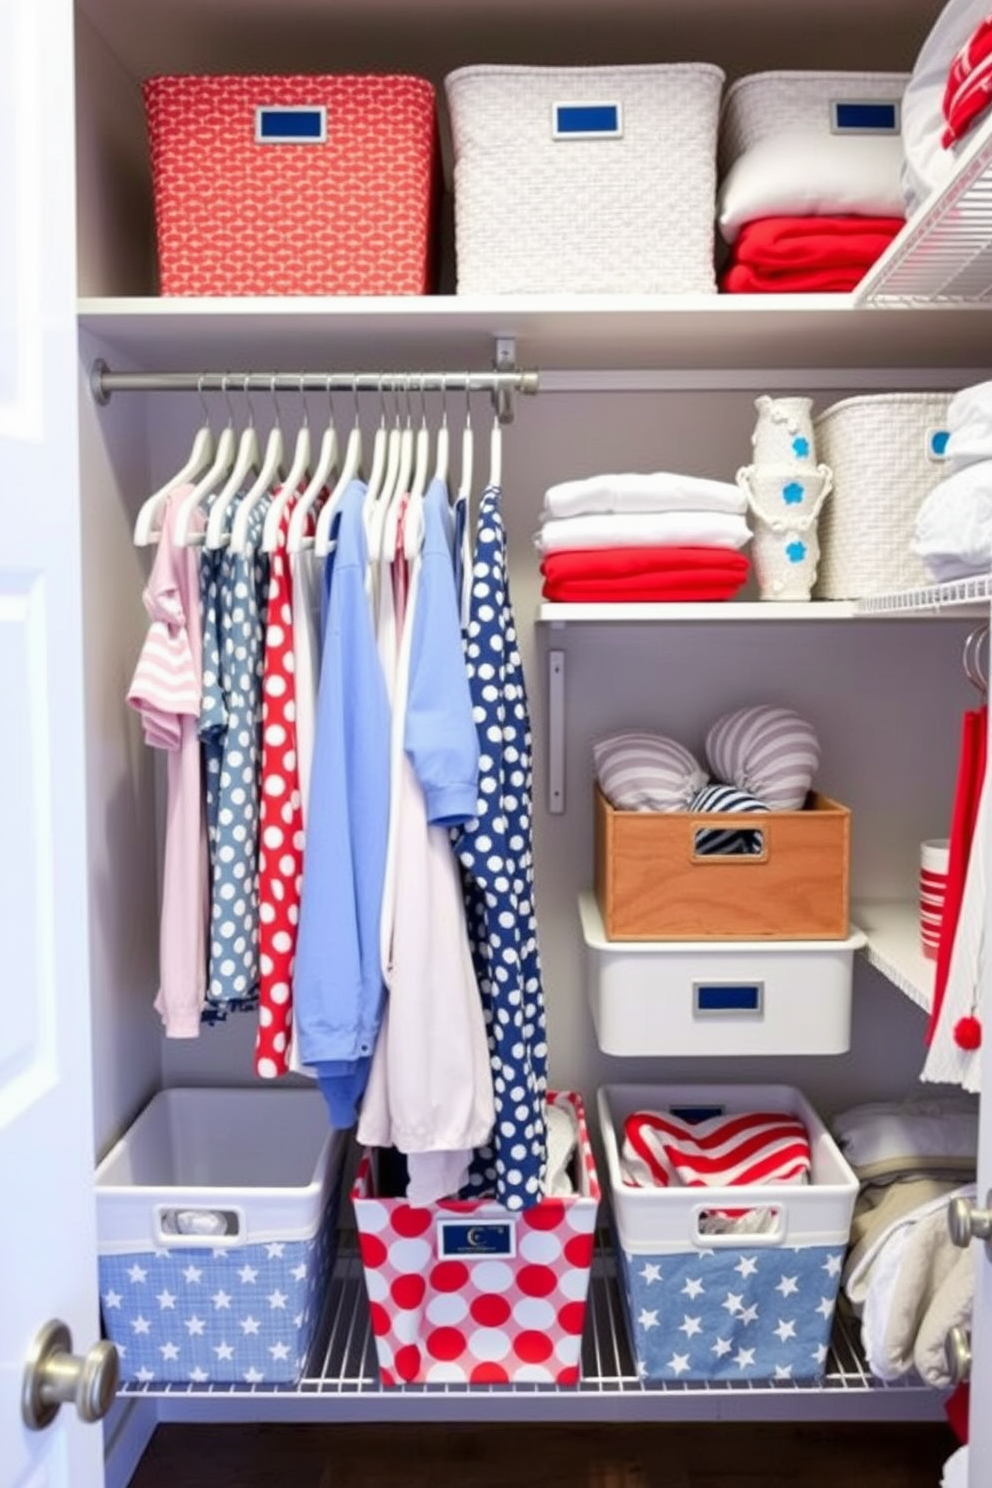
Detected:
[855,112,992,305]
[122,1236,942,1422]
[856,573,992,617]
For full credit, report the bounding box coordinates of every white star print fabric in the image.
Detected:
[619,1243,846,1382]
[99,1223,335,1384]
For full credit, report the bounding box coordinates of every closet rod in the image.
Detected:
[90,360,540,421]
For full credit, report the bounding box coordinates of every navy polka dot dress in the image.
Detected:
[451,485,549,1210]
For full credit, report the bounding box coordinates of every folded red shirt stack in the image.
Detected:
[721,215,906,295]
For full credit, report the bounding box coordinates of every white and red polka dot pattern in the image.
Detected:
[144,75,438,297]
[255,499,308,1078]
[352,1093,600,1387]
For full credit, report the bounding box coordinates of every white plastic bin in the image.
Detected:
[445,63,725,294]
[95,1089,345,1385]
[599,1083,858,1384]
[580,892,865,1057]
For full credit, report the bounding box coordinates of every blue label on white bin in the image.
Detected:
[437,1221,517,1259]
[830,100,899,134]
[694,982,764,1016]
[255,106,327,143]
[929,428,950,459]
[553,102,623,139]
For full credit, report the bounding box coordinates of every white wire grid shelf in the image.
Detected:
[856,573,992,616]
[855,112,992,305]
[120,1236,941,1422]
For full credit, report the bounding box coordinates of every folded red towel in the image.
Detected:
[541,546,751,582]
[542,575,748,602]
[720,214,903,293]
[621,1109,812,1190]
[943,15,992,146]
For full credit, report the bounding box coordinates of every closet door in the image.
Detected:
[0,1,106,1485]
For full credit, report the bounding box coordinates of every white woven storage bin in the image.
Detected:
[813,392,952,600]
[719,70,909,173]
[445,64,725,294]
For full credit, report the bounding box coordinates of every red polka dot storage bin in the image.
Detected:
[352,1092,601,1387]
[143,75,438,296]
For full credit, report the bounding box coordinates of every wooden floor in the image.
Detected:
[131,1422,955,1487]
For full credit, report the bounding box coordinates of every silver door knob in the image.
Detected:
[948,1191,992,1248]
[22,1319,119,1430]
[946,1325,972,1384]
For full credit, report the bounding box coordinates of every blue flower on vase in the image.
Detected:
[792,436,810,458]
[786,540,808,563]
[782,481,805,505]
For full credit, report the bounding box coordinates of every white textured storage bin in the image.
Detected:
[719,70,909,172]
[580,893,864,1057]
[599,1082,858,1383]
[445,64,724,294]
[95,1089,345,1385]
[813,392,952,599]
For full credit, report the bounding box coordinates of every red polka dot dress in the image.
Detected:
[255,498,310,1078]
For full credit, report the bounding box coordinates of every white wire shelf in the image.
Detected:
[856,111,992,305]
[856,573,992,617]
[854,900,935,1013]
[123,1237,941,1423]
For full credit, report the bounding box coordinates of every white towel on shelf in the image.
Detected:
[912,458,992,581]
[542,471,745,520]
[946,379,992,468]
[536,511,752,554]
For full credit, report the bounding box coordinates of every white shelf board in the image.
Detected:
[77,295,992,375]
[857,110,992,307]
[854,900,934,1013]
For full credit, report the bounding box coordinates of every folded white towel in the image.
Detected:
[543,471,745,520]
[544,1098,579,1197]
[946,380,992,469]
[718,132,905,245]
[912,459,992,579]
[536,511,752,554]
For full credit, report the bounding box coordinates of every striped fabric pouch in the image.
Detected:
[690,782,769,856]
[621,1109,812,1191]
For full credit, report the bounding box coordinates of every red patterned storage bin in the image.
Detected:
[352,1092,601,1387]
[143,75,438,296]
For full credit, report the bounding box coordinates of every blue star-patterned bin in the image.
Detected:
[96,1090,344,1386]
[599,1084,858,1386]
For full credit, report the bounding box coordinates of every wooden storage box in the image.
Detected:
[594,786,850,941]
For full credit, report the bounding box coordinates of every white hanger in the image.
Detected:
[488,405,503,492]
[287,380,339,555]
[364,383,403,563]
[434,375,450,487]
[455,382,475,626]
[204,375,262,550]
[386,378,430,563]
[229,377,287,553]
[133,376,215,546]
[314,377,365,558]
[174,375,240,547]
[262,377,312,553]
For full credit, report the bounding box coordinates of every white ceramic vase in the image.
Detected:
[751,395,817,469]
[737,463,833,602]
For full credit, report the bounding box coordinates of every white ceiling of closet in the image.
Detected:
[77,0,945,84]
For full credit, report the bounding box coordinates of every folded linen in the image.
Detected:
[541,546,750,581]
[621,1109,811,1189]
[542,471,745,520]
[942,14,992,146]
[536,511,751,554]
[718,132,905,244]
[832,1097,978,1182]
[721,214,903,294]
[912,458,992,579]
[945,380,992,467]
[543,576,747,602]
[722,263,872,293]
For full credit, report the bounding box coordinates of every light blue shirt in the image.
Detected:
[404,479,479,825]
[294,480,388,1125]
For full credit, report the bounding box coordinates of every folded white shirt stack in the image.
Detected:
[536,471,750,552]
[913,381,992,582]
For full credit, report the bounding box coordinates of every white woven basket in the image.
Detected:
[445,64,725,294]
[813,393,952,600]
[719,70,909,173]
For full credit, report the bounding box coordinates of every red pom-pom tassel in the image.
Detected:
[954,1015,983,1050]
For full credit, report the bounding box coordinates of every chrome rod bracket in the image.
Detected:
[493,336,518,425]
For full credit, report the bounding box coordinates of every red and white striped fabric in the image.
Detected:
[942,15,992,148]
[621,1109,811,1190]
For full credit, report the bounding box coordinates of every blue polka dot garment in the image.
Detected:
[198,500,270,1018]
[451,485,549,1210]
